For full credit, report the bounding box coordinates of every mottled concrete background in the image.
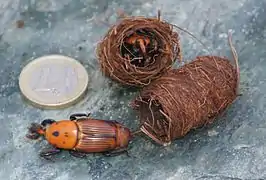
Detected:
[0,0,266,180]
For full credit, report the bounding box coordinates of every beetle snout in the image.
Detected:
[26,123,45,140]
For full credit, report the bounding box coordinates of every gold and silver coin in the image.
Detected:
[19,55,89,109]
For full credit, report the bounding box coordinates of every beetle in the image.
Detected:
[26,113,132,159]
[125,32,151,55]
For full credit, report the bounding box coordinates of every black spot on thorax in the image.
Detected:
[52,131,59,137]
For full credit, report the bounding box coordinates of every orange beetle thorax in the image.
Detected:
[44,120,78,149]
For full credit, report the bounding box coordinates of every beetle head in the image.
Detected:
[26,119,56,140]
[26,122,45,140]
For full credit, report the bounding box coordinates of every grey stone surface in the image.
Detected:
[0,0,265,179]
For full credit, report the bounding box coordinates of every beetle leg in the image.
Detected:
[103,148,130,157]
[69,113,91,120]
[41,119,56,127]
[40,148,61,160]
[69,150,88,158]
